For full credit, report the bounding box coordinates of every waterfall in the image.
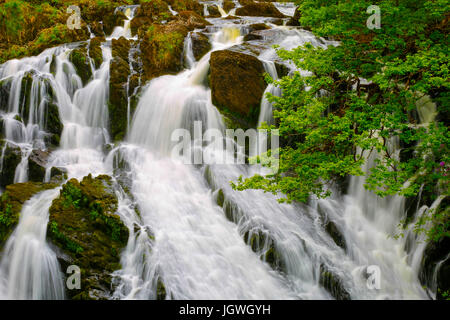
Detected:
[0,188,65,299]
[0,3,443,300]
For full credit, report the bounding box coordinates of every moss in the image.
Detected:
[48,174,129,300]
[156,278,166,300]
[319,264,351,300]
[69,46,93,85]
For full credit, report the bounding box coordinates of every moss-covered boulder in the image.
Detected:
[191,32,211,61]
[210,50,266,128]
[287,7,302,26]
[0,145,21,188]
[47,174,129,300]
[109,36,132,142]
[223,0,236,12]
[88,36,104,70]
[0,78,12,112]
[166,0,203,16]
[69,46,93,86]
[0,182,57,247]
[319,264,351,300]
[176,11,211,29]
[235,3,285,18]
[140,21,190,82]
[206,5,220,18]
[130,0,172,35]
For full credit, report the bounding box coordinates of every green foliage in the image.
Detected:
[61,182,87,209]
[234,0,449,240]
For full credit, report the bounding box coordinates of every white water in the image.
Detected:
[0,4,442,300]
[0,188,65,299]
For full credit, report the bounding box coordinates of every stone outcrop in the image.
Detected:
[47,174,129,300]
[209,50,266,128]
[235,3,285,18]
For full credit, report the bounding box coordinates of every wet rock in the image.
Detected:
[206,5,220,18]
[0,78,11,112]
[420,197,450,300]
[47,174,129,300]
[191,32,211,61]
[165,0,203,16]
[109,36,131,142]
[244,32,264,41]
[103,10,128,35]
[235,3,285,18]
[223,0,235,12]
[325,220,347,251]
[130,0,172,35]
[88,36,104,70]
[156,278,167,300]
[140,21,190,82]
[287,7,301,26]
[210,50,266,128]
[0,182,57,247]
[0,145,21,188]
[176,11,211,29]
[249,23,271,31]
[69,46,93,86]
[319,264,351,300]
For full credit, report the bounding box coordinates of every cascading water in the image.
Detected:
[0,3,442,300]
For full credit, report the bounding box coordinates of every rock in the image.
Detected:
[325,220,347,251]
[140,21,190,82]
[223,0,235,12]
[287,7,301,26]
[191,32,211,61]
[165,0,203,16]
[244,32,264,41]
[88,36,104,70]
[109,37,131,142]
[319,264,351,300]
[210,50,266,128]
[130,0,172,35]
[0,144,66,188]
[238,0,254,6]
[47,174,129,300]
[0,144,21,188]
[176,11,211,29]
[0,77,11,112]
[420,196,450,300]
[103,10,128,35]
[69,46,93,86]
[206,5,220,18]
[0,182,57,247]
[249,23,271,31]
[235,3,285,18]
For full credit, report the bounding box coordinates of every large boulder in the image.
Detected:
[191,32,211,61]
[0,182,57,247]
[287,7,302,26]
[130,0,172,35]
[47,174,129,300]
[165,0,203,16]
[235,3,285,18]
[176,11,211,29]
[140,21,190,82]
[109,37,132,142]
[69,46,93,86]
[209,50,266,128]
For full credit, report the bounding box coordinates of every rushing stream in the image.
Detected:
[0,2,444,300]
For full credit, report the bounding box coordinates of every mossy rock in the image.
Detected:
[206,5,220,18]
[165,0,203,16]
[130,0,173,35]
[0,77,12,112]
[0,182,57,247]
[235,3,285,18]
[287,7,302,26]
[69,46,93,86]
[319,264,351,300]
[88,36,104,69]
[210,50,266,129]
[140,21,190,82]
[47,174,129,300]
[0,144,21,188]
[325,220,347,251]
[191,32,211,61]
[109,37,131,142]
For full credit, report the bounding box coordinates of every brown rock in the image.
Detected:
[236,3,285,18]
[210,50,266,128]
